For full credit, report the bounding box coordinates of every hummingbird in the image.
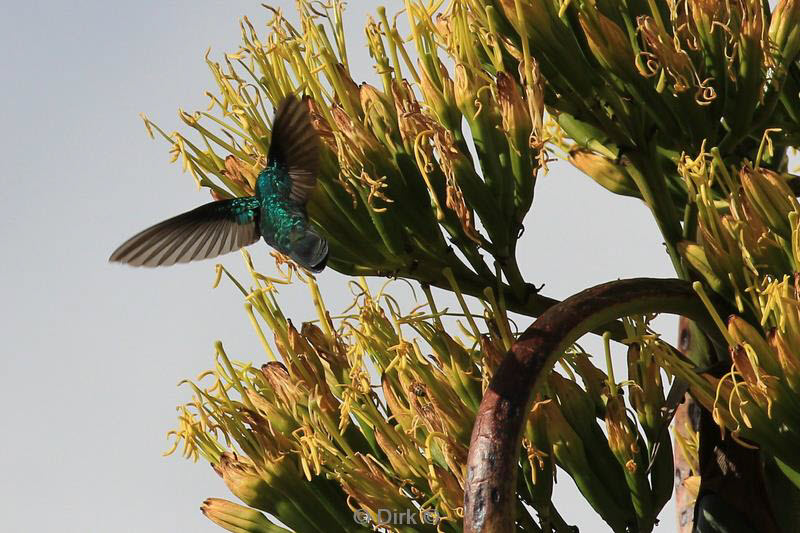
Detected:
[109,95,329,272]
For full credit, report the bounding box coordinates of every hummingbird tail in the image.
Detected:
[289,229,329,273]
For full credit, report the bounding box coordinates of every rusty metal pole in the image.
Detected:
[463,279,725,533]
[673,318,699,533]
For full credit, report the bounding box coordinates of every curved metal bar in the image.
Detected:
[463,278,726,532]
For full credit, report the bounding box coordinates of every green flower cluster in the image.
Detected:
[143,0,800,531]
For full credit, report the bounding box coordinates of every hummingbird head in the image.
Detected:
[289,227,329,273]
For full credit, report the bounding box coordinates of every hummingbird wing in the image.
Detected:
[109,197,261,267]
[268,95,320,206]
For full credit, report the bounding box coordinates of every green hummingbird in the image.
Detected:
[110,95,328,272]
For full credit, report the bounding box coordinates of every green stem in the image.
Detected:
[423,267,628,341]
[626,153,688,279]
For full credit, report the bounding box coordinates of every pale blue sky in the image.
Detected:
[1,2,679,531]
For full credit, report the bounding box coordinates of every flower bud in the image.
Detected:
[496,71,532,152]
[212,453,276,514]
[550,373,635,515]
[580,12,635,78]
[359,83,397,150]
[260,362,304,411]
[305,97,336,148]
[381,373,414,431]
[211,189,229,201]
[549,373,597,431]
[338,453,411,512]
[245,389,299,437]
[392,79,435,160]
[285,322,338,414]
[626,343,665,440]
[453,63,484,120]
[677,241,726,294]
[526,57,545,137]
[769,0,800,64]
[741,167,798,240]
[727,315,781,376]
[432,464,464,508]
[374,428,418,480]
[768,330,800,394]
[734,193,792,276]
[223,155,257,194]
[495,0,560,48]
[301,322,349,381]
[636,15,695,93]
[480,334,506,373]
[541,400,634,531]
[572,353,610,417]
[201,498,283,533]
[689,0,727,52]
[731,344,761,390]
[697,214,745,289]
[569,148,641,198]
[333,62,362,118]
[605,396,655,530]
[605,399,634,454]
[438,328,473,371]
[330,106,383,164]
[419,59,460,130]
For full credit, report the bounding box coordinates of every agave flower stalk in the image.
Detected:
[481,0,800,280]
[170,249,563,531]
[136,1,800,532]
[644,299,800,480]
[151,1,576,314]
